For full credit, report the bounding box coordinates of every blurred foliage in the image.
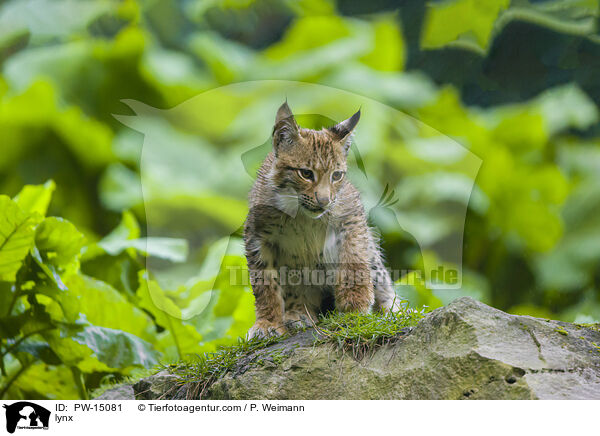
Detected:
[1,0,600,399]
[0,184,253,399]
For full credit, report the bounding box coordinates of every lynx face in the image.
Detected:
[270,103,360,218]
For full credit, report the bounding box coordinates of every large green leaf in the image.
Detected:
[137,273,204,361]
[9,363,80,400]
[72,325,158,370]
[35,217,85,269]
[0,281,13,317]
[0,196,37,281]
[13,180,56,217]
[99,237,189,263]
[0,309,36,339]
[43,327,111,372]
[14,342,62,365]
[80,251,142,296]
[421,0,510,50]
[88,209,188,263]
[495,0,599,38]
[65,274,154,342]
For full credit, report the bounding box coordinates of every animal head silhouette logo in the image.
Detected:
[3,402,50,433]
[114,80,481,319]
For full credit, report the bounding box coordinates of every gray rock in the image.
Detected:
[133,370,180,400]
[101,298,600,400]
[94,385,135,400]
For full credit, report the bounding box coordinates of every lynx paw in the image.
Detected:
[247,319,286,340]
[336,290,374,313]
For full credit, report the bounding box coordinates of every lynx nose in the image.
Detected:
[314,191,331,208]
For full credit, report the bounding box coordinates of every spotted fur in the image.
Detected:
[244,102,398,339]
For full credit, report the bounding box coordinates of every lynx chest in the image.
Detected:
[264,215,340,268]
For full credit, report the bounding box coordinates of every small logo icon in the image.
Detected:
[2,402,50,434]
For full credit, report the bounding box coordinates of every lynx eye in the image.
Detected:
[298,168,314,181]
[331,171,344,182]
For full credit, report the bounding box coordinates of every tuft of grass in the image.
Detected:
[170,333,290,398]
[315,305,425,359]
[168,303,427,398]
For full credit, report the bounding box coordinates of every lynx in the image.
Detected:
[244,102,398,338]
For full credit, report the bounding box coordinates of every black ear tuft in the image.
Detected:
[272,101,299,155]
[329,109,360,139]
[329,109,360,155]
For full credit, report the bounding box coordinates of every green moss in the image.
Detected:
[315,306,425,358]
[576,323,600,333]
[554,326,569,336]
[270,350,287,365]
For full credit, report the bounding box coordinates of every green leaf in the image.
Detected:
[43,327,111,372]
[264,15,352,59]
[31,246,68,292]
[495,1,599,38]
[35,217,85,269]
[99,237,189,263]
[101,211,141,243]
[99,163,143,211]
[80,251,142,296]
[359,16,405,72]
[13,180,56,217]
[0,310,33,339]
[251,16,372,80]
[9,363,80,400]
[0,281,14,317]
[91,206,187,264]
[137,273,204,360]
[64,274,154,342]
[71,325,158,370]
[0,196,37,281]
[491,109,547,151]
[189,31,255,83]
[14,342,62,365]
[421,0,510,50]
[82,210,142,263]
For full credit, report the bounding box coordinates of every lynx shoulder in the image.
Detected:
[244,102,398,339]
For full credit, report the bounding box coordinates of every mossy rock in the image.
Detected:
[96,298,600,400]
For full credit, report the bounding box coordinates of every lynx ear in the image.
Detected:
[273,101,299,155]
[329,109,360,154]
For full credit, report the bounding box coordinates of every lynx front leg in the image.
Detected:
[334,229,374,313]
[372,253,401,313]
[246,242,286,339]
